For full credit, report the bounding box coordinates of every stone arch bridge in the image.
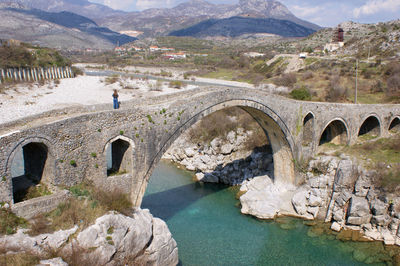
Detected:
[0,87,399,215]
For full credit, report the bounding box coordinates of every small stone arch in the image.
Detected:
[6,138,55,203]
[104,136,135,176]
[358,115,381,137]
[319,119,349,146]
[302,112,315,146]
[389,117,400,133]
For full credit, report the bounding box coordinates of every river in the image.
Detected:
[142,161,396,266]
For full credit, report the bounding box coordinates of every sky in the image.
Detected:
[88,0,400,27]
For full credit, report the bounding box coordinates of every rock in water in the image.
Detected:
[240,176,297,219]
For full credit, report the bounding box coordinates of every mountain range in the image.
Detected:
[0,4,135,49]
[98,0,320,37]
[0,0,321,49]
[169,16,316,38]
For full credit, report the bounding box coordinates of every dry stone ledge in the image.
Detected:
[72,209,178,265]
[0,209,178,265]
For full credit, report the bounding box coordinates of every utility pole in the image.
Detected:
[368,46,371,61]
[355,59,358,104]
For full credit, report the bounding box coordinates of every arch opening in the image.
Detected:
[106,138,133,176]
[319,120,348,146]
[302,112,314,146]
[389,117,400,133]
[11,142,53,203]
[358,116,380,137]
[135,100,296,207]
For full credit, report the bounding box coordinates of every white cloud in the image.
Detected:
[290,5,323,17]
[102,0,135,10]
[353,0,400,17]
[136,0,174,10]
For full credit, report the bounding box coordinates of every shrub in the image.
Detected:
[23,183,52,201]
[290,86,311,101]
[274,73,297,88]
[69,160,77,166]
[28,214,52,236]
[105,74,120,85]
[302,71,314,80]
[0,208,27,235]
[71,66,83,76]
[325,75,348,102]
[386,75,400,96]
[169,80,184,89]
[92,188,132,215]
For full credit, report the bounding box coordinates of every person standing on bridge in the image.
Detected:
[112,89,119,109]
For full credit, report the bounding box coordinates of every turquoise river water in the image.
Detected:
[142,161,397,266]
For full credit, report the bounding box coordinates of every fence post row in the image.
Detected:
[0,66,74,83]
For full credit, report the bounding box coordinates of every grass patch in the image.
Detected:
[49,182,132,231]
[105,74,120,85]
[0,208,28,235]
[203,69,237,80]
[323,134,400,191]
[0,252,40,266]
[23,183,52,201]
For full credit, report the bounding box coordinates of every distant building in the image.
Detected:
[114,46,126,53]
[128,46,143,51]
[324,27,345,52]
[150,46,160,52]
[163,52,186,60]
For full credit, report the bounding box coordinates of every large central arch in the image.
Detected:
[133,99,296,206]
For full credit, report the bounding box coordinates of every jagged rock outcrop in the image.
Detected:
[291,156,400,246]
[163,127,273,186]
[0,209,179,265]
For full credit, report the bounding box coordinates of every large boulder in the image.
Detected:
[370,199,388,216]
[240,176,297,219]
[347,196,372,225]
[292,189,309,216]
[73,209,178,265]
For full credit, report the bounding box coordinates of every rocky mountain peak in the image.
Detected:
[238,0,292,18]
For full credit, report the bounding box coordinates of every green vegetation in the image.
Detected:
[119,130,124,135]
[47,182,132,232]
[105,74,120,85]
[187,107,268,150]
[69,160,77,166]
[290,86,311,100]
[22,183,52,201]
[90,152,97,158]
[0,252,40,266]
[169,80,184,89]
[147,115,154,124]
[322,134,400,191]
[0,208,28,235]
[0,42,70,68]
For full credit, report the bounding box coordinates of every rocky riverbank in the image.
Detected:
[164,127,400,247]
[0,208,178,265]
[163,127,274,185]
[292,155,400,246]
